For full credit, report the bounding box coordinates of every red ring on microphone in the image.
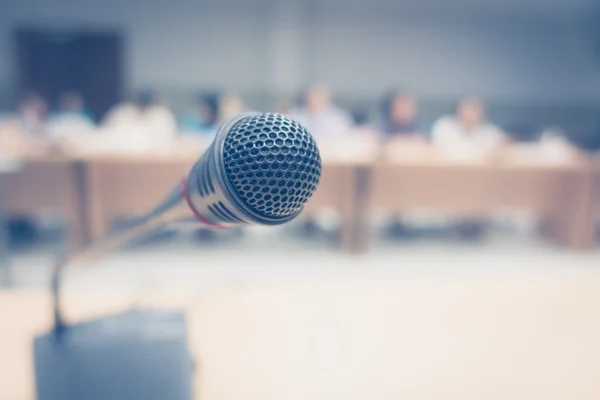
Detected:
[181,173,224,229]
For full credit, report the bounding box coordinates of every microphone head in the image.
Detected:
[185,113,322,227]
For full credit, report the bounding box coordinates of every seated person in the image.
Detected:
[289,84,353,141]
[219,91,245,122]
[53,91,94,122]
[47,91,95,141]
[16,91,48,136]
[508,127,577,164]
[179,92,220,136]
[379,90,423,139]
[102,90,177,151]
[432,98,506,239]
[0,93,48,155]
[432,97,506,157]
[350,104,370,127]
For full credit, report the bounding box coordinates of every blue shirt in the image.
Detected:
[51,109,95,124]
[379,120,421,136]
[179,115,218,136]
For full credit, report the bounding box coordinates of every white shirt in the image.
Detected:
[46,113,96,142]
[103,103,177,151]
[289,105,353,141]
[432,116,505,157]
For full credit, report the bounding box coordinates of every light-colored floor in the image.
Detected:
[3,224,600,400]
[5,223,600,292]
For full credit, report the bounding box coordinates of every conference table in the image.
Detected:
[303,158,370,252]
[83,152,366,251]
[0,155,87,246]
[368,144,597,249]
[83,153,199,240]
[0,145,598,253]
[0,150,365,252]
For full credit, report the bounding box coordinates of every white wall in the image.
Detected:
[307,10,600,102]
[0,0,271,96]
[0,0,598,105]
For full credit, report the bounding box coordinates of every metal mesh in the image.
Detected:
[223,113,321,218]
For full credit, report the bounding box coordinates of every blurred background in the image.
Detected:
[1,0,600,399]
[0,0,599,141]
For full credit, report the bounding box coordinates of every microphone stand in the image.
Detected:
[51,185,194,337]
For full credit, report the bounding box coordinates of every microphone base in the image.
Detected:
[35,309,193,400]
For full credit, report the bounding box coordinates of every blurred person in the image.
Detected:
[102,90,177,151]
[0,94,48,156]
[104,90,174,129]
[532,127,576,163]
[219,92,245,122]
[16,91,48,135]
[289,85,353,140]
[180,92,220,136]
[351,103,371,126]
[47,91,96,142]
[289,85,354,236]
[379,90,423,139]
[375,90,427,238]
[432,97,506,156]
[431,98,507,239]
[53,91,95,122]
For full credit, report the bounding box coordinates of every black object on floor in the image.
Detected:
[34,310,193,400]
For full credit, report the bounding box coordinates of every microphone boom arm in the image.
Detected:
[51,184,192,336]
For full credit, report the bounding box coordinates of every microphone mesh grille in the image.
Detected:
[223,113,321,219]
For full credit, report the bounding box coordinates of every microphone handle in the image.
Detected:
[52,184,192,336]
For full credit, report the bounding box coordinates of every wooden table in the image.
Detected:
[367,152,596,250]
[0,159,22,286]
[304,160,368,252]
[4,272,600,399]
[1,156,86,246]
[1,147,597,252]
[83,153,365,252]
[84,153,200,239]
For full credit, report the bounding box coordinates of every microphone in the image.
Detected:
[37,113,321,400]
[182,112,322,228]
[51,112,321,334]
